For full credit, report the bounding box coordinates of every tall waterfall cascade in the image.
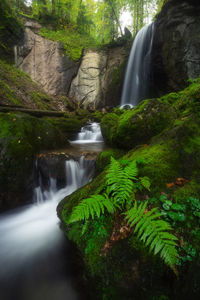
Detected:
[121,23,155,107]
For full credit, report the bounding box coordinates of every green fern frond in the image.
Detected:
[68,194,115,224]
[125,202,178,272]
[124,160,138,179]
[105,157,139,207]
[139,176,151,191]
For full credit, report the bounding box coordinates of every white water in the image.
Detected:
[0,154,95,299]
[71,122,103,144]
[121,23,154,107]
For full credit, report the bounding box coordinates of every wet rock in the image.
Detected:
[152,0,200,96]
[37,153,68,190]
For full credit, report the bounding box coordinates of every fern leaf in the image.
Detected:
[68,195,115,224]
[139,176,151,191]
[124,160,138,179]
[125,202,179,272]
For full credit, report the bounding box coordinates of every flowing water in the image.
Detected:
[121,23,154,107]
[71,122,103,144]
[0,123,103,300]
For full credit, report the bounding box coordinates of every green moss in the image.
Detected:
[0,112,68,209]
[159,92,180,104]
[40,27,99,61]
[57,79,200,299]
[173,180,200,202]
[31,92,52,110]
[90,110,104,122]
[43,116,86,138]
[0,60,57,109]
[100,113,119,146]
[0,79,21,105]
[101,99,176,149]
[125,142,179,194]
[96,149,125,173]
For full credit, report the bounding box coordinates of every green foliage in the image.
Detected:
[125,201,178,271]
[0,0,23,61]
[68,194,115,224]
[105,157,139,208]
[96,149,125,173]
[68,157,178,272]
[40,26,98,61]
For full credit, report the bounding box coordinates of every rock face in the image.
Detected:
[69,50,107,109]
[16,19,79,97]
[69,47,128,109]
[152,0,200,96]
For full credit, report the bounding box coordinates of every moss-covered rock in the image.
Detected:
[43,116,87,139]
[95,149,125,173]
[58,78,200,299]
[0,60,61,109]
[101,99,177,149]
[0,112,68,210]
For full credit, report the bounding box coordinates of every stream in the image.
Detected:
[0,123,104,300]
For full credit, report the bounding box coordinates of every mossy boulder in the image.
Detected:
[0,112,68,210]
[95,149,125,173]
[43,116,87,139]
[101,99,177,149]
[58,79,200,298]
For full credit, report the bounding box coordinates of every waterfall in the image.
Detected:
[71,122,103,144]
[0,122,102,299]
[34,156,95,204]
[121,23,154,107]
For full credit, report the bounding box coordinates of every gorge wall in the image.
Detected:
[16,18,79,97]
[16,18,129,109]
[152,0,200,96]
[69,46,128,109]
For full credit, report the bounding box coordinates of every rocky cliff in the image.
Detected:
[69,46,128,109]
[152,0,200,96]
[16,19,129,109]
[16,18,79,97]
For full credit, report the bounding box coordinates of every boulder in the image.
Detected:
[101,99,177,149]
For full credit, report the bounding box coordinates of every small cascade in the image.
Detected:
[121,23,155,107]
[0,122,102,300]
[71,122,103,144]
[34,156,95,204]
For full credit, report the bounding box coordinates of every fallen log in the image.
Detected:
[0,106,66,118]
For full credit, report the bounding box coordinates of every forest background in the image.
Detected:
[5,0,163,51]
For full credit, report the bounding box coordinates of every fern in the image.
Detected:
[68,194,115,224]
[105,157,140,208]
[139,176,151,191]
[125,202,178,272]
